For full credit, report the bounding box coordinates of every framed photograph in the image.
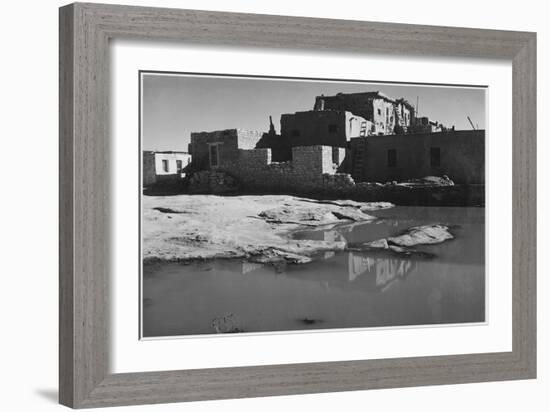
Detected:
[59,2,536,408]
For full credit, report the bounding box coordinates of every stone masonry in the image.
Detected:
[188,145,355,194]
[221,145,336,192]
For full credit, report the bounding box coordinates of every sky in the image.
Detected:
[141,73,486,152]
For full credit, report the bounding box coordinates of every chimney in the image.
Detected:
[268,115,276,135]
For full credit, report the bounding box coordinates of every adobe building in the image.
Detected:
[190,144,349,194]
[410,116,447,134]
[280,110,373,148]
[185,89,482,200]
[189,128,263,170]
[313,91,416,135]
[255,116,292,162]
[350,130,484,184]
[142,151,191,187]
[393,98,418,133]
[188,125,347,188]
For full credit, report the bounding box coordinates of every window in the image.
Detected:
[387,149,397,168]
[209,144,219,167]
[292,129,301,137]
[430,147,441,167]
[377,108,382,116]
[328,124,337,133]
[360,121,367,137]
[332,147,340,165]
[162,159,169,173]
[176,160,183,172]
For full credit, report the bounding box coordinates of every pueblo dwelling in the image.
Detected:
[146,90,484,194]
[142,151,191,187]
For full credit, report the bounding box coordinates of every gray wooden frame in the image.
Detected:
[59,2,536,408]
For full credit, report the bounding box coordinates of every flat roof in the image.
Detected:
[191,128,263,135]
[143,150,190,154]
[317,91,395,103]
[283,109,368,119]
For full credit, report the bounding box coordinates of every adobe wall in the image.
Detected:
[188,143,483,206]
[313,94,412,135]
[281,111,349,148]
[190,129,239,170]
[189,129,263,170]
[255,132,292,162]
[153,152,191,176]
[351,130,485,184]
[371,98,396,135]
[142,152,157,186]
[280,111,372,149]
[142,151,191,187]
[314,94,374,121]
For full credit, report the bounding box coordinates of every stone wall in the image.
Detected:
[188,170,238,194]
[213,145,342,193]
[323,173,356,190]
[235,129,264,149]
[186,143,484,206]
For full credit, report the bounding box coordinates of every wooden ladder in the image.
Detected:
[352,140,366,181]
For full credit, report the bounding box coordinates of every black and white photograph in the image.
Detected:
[140,72,486,338]
[1,0,543,410]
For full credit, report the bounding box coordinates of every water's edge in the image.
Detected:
[143,206,485,337]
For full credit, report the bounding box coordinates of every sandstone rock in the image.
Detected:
[249,248,312,264]
[388,245,407,253]
[388,224,453,247]
[388,245,436,258]
[320,199,394,211]
[362,238,389,249]
[350,224,453,256]
[142,195,351,265]
[400,175,455,187]
[331,208,374,221]
[258,206,339,225]
[359,202,394,211]
[258,204,374,225]
[321,199,364,208]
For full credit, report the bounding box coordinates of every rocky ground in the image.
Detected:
[142,195,393,264]
[356,224,454,257]
[142,194,454,264]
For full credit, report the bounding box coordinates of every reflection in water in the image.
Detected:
[143,206,485,337]
[348,253,417,289]
[238,251,418,293]
[241,262,264,275]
